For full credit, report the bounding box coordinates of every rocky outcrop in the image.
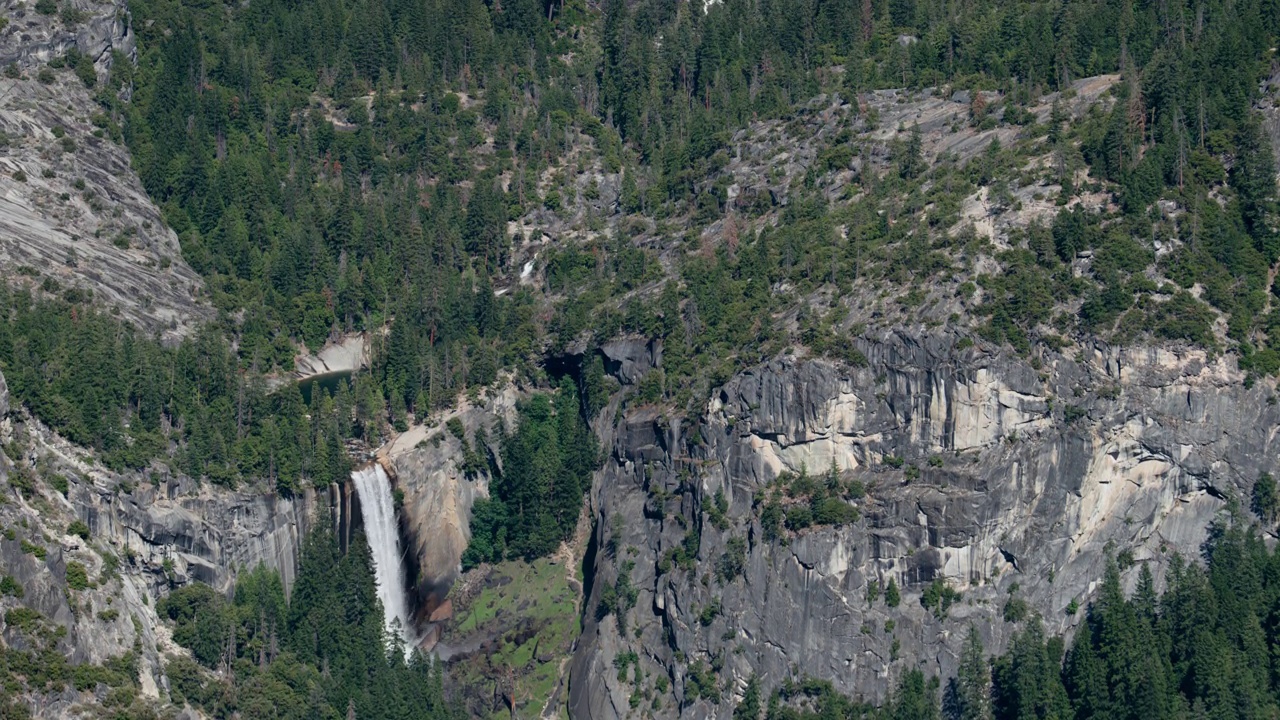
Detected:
[602,338,663,385]
[569,333,1266,718]
[73,476,333,597]
[0,0,135,71]
[0,402,339,712]
[1260,69,1280,181]
[379,387,519,619]
[0,0,210,342]
[295,333,369,378]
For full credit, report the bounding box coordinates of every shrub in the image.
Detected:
[760,499,783,542]
[596,560,638,633]
[864,581,880,604]
[65,560,91,590]
[446,417,466,440]
[60,5,87,26]
[706,490,730,531]
[0,575,23,598]
[5,607,43,632]
[1003,596,1030,622]
[67,520,90,540]
[684,660,720,704]
[716,537,746,584]
[885,578,901,607]
[698,599,721,627]
[784,505,813,531]
[811,496,858,526]
[21,539,47,560]
[921,578,961,618]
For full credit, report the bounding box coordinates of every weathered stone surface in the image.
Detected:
[569,333,1269,719]
[0,412,338,711]
[380,387,519,617]
[0,0,135,71]
[295,333,368,378]
[0,368,7,418]
[601,338,663,385]
[0,0,210,341]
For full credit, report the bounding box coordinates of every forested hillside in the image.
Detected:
[0,0,1274,481]
[157,527,458,720]
[0,0,1278,715]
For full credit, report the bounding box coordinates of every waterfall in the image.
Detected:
[350,463,414,655]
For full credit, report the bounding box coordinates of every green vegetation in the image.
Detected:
[0,575,23,598]
[0,288,353,488]
[0,592,147,720]
[716,537,748,584]
[463,379,598,566]
[0,0,1271,515]
[448,557,580,719]
[920,578,961,619]
[1,0,1278,711]
[756,464,863,541]
[884,578,901,608]
[19,539,46,560]
[64,561,90,591]
[596,560,639,634]
[756,672,940,720]
[158,526,457,719]
[1254,471,1278,525]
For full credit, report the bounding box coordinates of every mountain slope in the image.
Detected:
[0,0,1278,717]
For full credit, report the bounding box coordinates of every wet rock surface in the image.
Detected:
[380,387,519,618]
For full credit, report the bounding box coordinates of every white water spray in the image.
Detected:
[351,463,415,656]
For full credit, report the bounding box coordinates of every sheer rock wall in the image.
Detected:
[570,334,1264,718]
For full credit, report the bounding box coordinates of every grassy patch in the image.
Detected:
[447,556,580,719]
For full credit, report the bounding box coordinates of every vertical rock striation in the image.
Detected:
[570,332,1272,718]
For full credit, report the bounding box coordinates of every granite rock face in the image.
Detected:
[569,333,1266,719]
[0,0,210,342]
[0,399,338,714]
[602,338,664,386]
[0,0,135,71]
[381,389,521,622]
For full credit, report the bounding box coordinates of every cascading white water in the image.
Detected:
[351,463,415,655]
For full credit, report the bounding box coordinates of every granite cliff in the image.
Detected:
[0,0,1276,713]
[0,0,209,341]
[0,367,341,715]
[566,333,1267,718]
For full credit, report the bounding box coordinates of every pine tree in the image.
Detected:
[1252,472,1279,525]
[734,675,762,720]
[954,627,992,720]
[886,578,901,607]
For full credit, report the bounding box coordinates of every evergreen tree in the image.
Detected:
[952,627,992,720]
